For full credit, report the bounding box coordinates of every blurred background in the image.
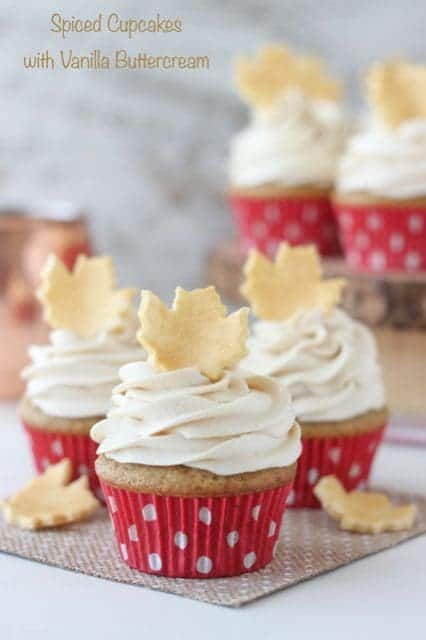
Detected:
[1,0,426,294]
[1,0,425,420]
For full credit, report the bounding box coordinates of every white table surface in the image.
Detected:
[1,402,425,640]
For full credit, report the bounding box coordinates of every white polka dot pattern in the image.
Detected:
[251,505,261,521]
[101,483,291,578]
[198,507,212,525]
[264,204,280,223]
[50,439,64,457]
[226,531,239,547]
[174,531,188,550]
[230,194,341,257]
[408,214,424,233]
[243,552,257,569]
[335,204,426,272]
[405,251,421,270]
[369,250,387,271]
[328,447,341,464]
[22,423,103,499]
[366,212,382,231]
[289,427,386,508]
[286,222,301,240]
[307,468,319,485]
[128,524,138,542]
[196,556,213,574]
[286,489,295,506]
[148,553,162,571]
[142,504,157,521]
[349,463,361,478]
[108,496,118,513]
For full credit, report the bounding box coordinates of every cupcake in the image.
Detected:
[91,286,301,577]
[20,254,144,496]
[240,243,387,508]
[334,59,426,272]
[229,44,348,257]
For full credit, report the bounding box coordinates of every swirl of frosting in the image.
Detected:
[337,119,426,199]
[241,309,385,422]
[91,362,301,475]
[230,91,348,189]
[22,313,144,419]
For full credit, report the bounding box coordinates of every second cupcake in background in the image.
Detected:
[20,254,144,496]
[240,243,387,507]
[229,44,348,257]
[92,286,301,577]
[334,59,426,272]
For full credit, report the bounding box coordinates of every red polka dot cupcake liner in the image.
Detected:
[334,202,426,272]
[22,421,102,499]
[230,194,341,257]
[287,426,386,508]
[100,480,293,578]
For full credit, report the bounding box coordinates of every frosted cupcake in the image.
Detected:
[20,254,144,496]
[230,44,347,257]
[334,59,426,272]
[92,286,301,577]
[241,243,387,507]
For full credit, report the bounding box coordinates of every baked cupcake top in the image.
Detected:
[22,254,144,418]
[230,44,347,190]
[240,243,385,422]
[336,59,426,200]
[91,286,301,475]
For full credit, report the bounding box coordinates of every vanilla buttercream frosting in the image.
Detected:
[22,313,144,419]
[230,91,348,189]
[241,309,385,422]
[91,362,301,475]
[336,118,426,199]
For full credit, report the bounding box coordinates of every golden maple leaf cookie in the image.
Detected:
[138,286,249,380]
[38,254,135,338]
[1,459,99,530]
[240,243,345,321]
[367,59,426,129]
[235,44,342,108]
[314,476,416,534]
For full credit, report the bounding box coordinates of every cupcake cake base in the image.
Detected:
[333,193,426,273]
[97,456,296,578]
[20,398,102,498]
[289,409,388,508]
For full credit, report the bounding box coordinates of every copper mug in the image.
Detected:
[0,201,93,399]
